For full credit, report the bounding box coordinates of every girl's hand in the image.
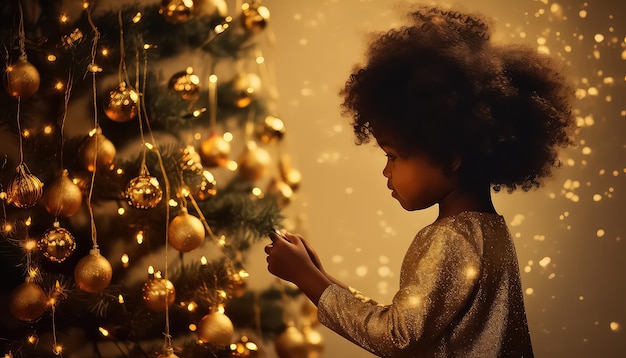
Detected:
[265,231,319,284]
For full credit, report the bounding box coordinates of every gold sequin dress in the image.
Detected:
[317,211,533,357]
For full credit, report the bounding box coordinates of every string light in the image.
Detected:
[136,231,144,244]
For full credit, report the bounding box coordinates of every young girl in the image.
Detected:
[265,6,574,357]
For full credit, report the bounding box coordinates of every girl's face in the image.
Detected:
[377,139,458,211]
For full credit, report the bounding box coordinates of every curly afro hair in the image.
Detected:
[341,6,575,192]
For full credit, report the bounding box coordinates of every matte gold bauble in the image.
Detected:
[9,280,48,322]
[104,82,139,123]
[168,208,205,252]
[279,155,302,191]
[229,336,260,357]
[237,142,271,181]
[193,0,227,18]
[197,311,234,347]
[74,248,113,293]
[41,170,82,217]
[142,277,175,312]
[40,225,76,263]
[168,67,201,100]
[7,164,43,208]
[302,325,324,358]
[78,131,116,172]
[199,133,231,167]
[160,0,194,23]
[157,347,180,358]
[267,178,293,209]
[219,73,261,108]
[255,115,285,144]
[183,168,217,200]
[125,174,163,209]
[241,2,270,35]
[274,326,307,358]
[4,57,40,98]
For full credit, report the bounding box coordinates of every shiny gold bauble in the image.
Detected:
[229,336,260,357]
[279,155,302,191]
[183,168,217,200]
[40,225,76,263]
[9,280,48,322]
[142,277,176,312]
[267,178,293,209]
[78,131,116,172]
[168,67,201,100]
[219,73,262,108]
[237,142,271,181]
[7,164,43,208]
[4,57,40,98]
[199,133,231,167]
[255,116,285,144]
[41,170,82,217]
[168,208,205,252]
[241,2,270,35]
[274,326,307,358]
[157,347,180,358]
[193,0,228,18]
[125,174,163,209]
[197,311,234,347]
[302,325,324,358]
[160,0,194,23]
[104,82,139,123]
[74,248,113,293]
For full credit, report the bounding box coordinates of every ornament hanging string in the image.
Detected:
[117,9,132,87]
[53,62,75,220]
[86,4,100,249]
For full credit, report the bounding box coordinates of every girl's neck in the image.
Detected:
[437,183,496,220]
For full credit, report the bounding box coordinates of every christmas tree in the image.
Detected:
[0,0,321,357]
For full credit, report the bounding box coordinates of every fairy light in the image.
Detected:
[218,235,226,246]
[251,187,263,197]
[116,168,123,175]
[117,207,125,215]
[187,302,197,311]
[44,125,53,135]
[217,304,226,314]
[52,344,63,355]
[118,295,124,304]
[188,324,197,332]
[22,129,31,138]
[59,14,69,23]
[121,254,129,267]
[99,327,109,337]
[200,256,208,265]
[101,48,109,56]
[223,131,233,142]
[148,265,155,275]
[256,56,264,64]
[132,12,142,23]
[54,81,64,91]
[23,239,37,252]
[136,230,144,244]
[168,199,179,207]
[227,161,238,171]
[47,54,57,62]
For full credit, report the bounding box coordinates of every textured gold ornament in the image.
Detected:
[241,2,270,35]
[302,325,324,358]
[40,224,76,263]
[7,164,44,208]
[219,73,262,108]
[193,0,228,18]
[199,133,231,167]
[274,326,307,358]
[160,0,194,23]
[142,277,175,312]
[74,248,113,293]
[168,208,205,252]
[41,170,82,217]
[4,57,40,98]
[229,336,260,357]
[78,130,116,172]
[183,168,217,200]
[237,142,271,181]
[125,174,163,209]
[9,280,48,322]
[168,67,201,100]
[255,116,285,144]
[197,311,234,347]
[104,82,139,123]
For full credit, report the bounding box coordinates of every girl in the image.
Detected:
[265,5,574,357]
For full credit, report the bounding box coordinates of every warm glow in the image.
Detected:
[118,295,124,304]
[251,187,262,196]
[99,327,109,337]
[47,54,57,62]
[44,125,53,135]
[101,49,109,56]
[132,12,142,23]
[23,239,38,252]
[117,207,125,215]
[201,256,208,265]
[121,254,129,266]
[59,14,69,23]
[209,74,218,83]
[187,302,197,311]
[136,231,144,244]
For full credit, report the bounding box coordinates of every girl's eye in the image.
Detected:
[385,154,397,161]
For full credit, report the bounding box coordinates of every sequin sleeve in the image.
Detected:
[317,224,482,357]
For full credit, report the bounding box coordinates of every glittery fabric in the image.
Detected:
[318,211,533,357]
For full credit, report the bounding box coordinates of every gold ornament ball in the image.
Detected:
[160,0,194,23]
[41,170,82,217]
[274,326,307,358]
[183,168,217,200]
[4,57,40,98]
[168,68,201,100]
[157,347,180,358]
[74,249,113,293]
[197,311,234,347]
[267,178,293,209]
[104,82,139,123]
[9,281,48,322]
[7,165,43,208]
[241,2,270,35]
[168,209,205,252]
[78,131,116,172]
[237,143,271,181]
[142,278,176,312]
[219,73,262,108]
[125,175,163,209]
[229,336,260,357]
[255,116,285,144]
[193,0,228,18]
[199,133,231,167]
[302,326,324,358]
[40,226,76,263]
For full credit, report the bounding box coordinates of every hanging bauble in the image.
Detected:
[78,130,116,172]
[197,311,234,347]
[160,0,195,23]
[142,277,176,312]
[267,178,293,209]
[279,156,302,191]
[219,73,262,109]
[4,56,40,98]
[40,224,76,263]
[302,325,324,358]
[237,142,271,181]
[41,170,82,217]
[226,265,247,298]
[193,0,228,18]
[157,347,180,358]
[104,82,139,123]
[199,132,231,167]
[183,168,217,200]
[180,145,203,171]
[255,115,285,144]
[6,164,43,208]
[274,326,307,358]
[9,279,48,322]
[241,2,270,35]
[168,208,205,252]
[168,67,201,100]
[229,336,261,357]
[125,174,163,209]
[74,248,113,293]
